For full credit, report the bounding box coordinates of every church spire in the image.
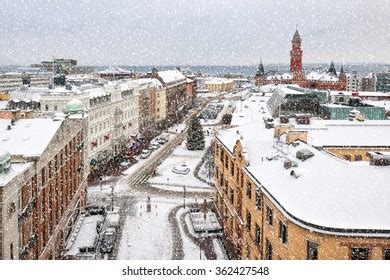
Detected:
[328,61,337,76]
[339,64,344,75]
[256,59,265,77]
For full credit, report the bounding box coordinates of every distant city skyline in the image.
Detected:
[1,0,389,66]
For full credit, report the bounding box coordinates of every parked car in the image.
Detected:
[100,227,117,253]
[140,149,151,159]
[158,133,169,144]
[150,141,160,150]
[84,205,106,216]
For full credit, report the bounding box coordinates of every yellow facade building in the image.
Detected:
[155,87,167,124]
[204,78,236,92]
[214,120,390,260]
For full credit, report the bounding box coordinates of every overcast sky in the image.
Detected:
[0,0,389,66]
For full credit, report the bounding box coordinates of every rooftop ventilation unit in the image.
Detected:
[369,152,390,166]
[284,159,298,169]
[296,149,314,161]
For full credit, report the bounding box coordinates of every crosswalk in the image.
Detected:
[127,173,151,186]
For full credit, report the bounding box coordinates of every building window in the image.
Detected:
[255,190,262,211]
[48,161,52,179]
[354,155,362,161]
[246,182,252,199]
[307,241,318,260]
[343,155,352,161]
[266,206,273,226]
[265,239,272,260]
[246,211,251,231]
[230,187,234,204]
[351,248,369,260]
[54,104,58,111]
[230,161,234,176]
[384,249,390,260]
[255,224,261,246]
[41,167,46,186]
[279,221,288,244]
[45,104,49,111]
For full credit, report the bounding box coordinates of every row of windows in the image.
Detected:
[343,154,363,161]
[41,135,81,186]
[254,227,390,260]
[218,144,390,260]
[90,119,110,135]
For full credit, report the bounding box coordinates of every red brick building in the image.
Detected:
[0,117,87,260]
[255,30,347,91]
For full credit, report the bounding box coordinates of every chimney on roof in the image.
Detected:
[290,169,302,179]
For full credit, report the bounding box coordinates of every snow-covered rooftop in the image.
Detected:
[362,100,390,111]
[276,119,390,147]
[216,119,390,235]
[0,118,63,157]
[306,71,339,82]
[82,86,108,99]
[132,78,163,88]
[231,93,271,126]
[305,124,390,147]
[158,70,186,84]
[266,73,292,80]
[0,162,32,187]
[10,88,43,102]
[329,90,390,97]
[204,78,234,85]
[97,66,132,74]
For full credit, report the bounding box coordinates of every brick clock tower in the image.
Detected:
[290,29,302,73]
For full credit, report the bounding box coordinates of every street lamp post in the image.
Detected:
[110,185,114,211]
[183,186,186,209]
[199,233,202,260]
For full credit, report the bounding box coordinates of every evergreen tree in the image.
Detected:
[186,115,205,150]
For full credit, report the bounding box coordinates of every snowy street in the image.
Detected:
[85,97,229,260]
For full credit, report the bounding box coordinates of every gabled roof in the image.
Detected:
[157,70,186,85]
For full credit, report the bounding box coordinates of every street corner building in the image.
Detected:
[213,120,390,260]
[0,112,88,259]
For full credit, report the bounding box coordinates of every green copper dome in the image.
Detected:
[66,99,84,114]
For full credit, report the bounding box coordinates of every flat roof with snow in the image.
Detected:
[0,162,33,187]
[279,119,390,147]
[216,120,390,236]
[0,118,63,157]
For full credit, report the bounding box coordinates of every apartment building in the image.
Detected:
[214,119,390,260]
[0,115,87,260]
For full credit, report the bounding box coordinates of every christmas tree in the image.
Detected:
[186,115,205,150]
